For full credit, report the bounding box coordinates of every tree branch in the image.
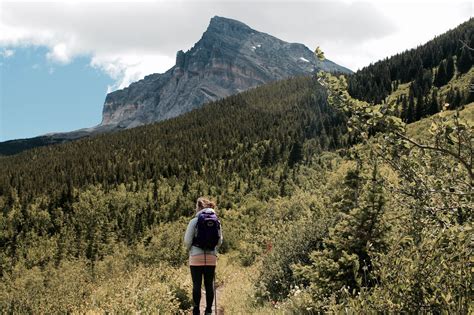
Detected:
[459,39,474,51]
[394,131,473,184]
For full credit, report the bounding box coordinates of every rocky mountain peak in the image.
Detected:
[187,16,255,62]
[100,16,352,128]
[204,16,254,37]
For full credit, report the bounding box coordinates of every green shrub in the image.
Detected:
[0,259,92,313]
[130,220,189,267]
[255,207,333,302]
[238,241,261,267]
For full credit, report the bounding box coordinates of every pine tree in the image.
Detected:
[434,60,448,87]
[334,168,362,214]
[446,87,455,107]
[427,89,440,115]
[467,77,474,103]
[407,93,415,123]
[401,96,408,122]
[453,89,463,108]
[288,141,303,168]
[415,94,424,121]
[423,69,433,93]
[446,54,455,80]
[457,47,473,74]
[294,164,387,298]
[261,147,272,167]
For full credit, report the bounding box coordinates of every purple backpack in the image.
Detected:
[192,209,221,250]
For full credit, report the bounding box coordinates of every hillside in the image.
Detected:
[0,76,346,203]
[348,18,472,104]
[1,78,471,313]
[349,18,473,126]
[0,75,349,312]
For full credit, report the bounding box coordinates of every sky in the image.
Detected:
[0,0,472,141]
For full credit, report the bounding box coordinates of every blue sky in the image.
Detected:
[0,47,113,141]
[0,0,471,142]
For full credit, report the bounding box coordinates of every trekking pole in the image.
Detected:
[214,272,217,315]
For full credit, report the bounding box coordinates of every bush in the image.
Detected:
[0,245,193,313]
[130,220,189,267]
[0,259,92,313]
[89,265,183,313]
[238,241,261,267]
[255,205,333,302]
[364,225,472,313]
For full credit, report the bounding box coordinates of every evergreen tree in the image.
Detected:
[422,68,433,93]
[401,96,408,122]
[338,168,362,213]
[434,60,447,87]
[453,89,463,108]
[415,94,425,121]
[261,147,272,167]
[446,54,455,80]
[294,164,387,299]
[288,141,303,168]
[467,77,474,103]
[456,47,473,74]
[407,93,415,123]
[446,87,455,107]
[427,89,440,116]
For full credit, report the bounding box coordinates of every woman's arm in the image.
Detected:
[184,218,196,250]
[217,226,223,247]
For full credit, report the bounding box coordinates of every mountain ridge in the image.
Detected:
[100,16,350,128]
[0,16,351,155]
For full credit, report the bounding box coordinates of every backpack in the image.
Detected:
[192,209,221,250]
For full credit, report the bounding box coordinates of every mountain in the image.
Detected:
[0,16,350,156]
[100,16,350,128]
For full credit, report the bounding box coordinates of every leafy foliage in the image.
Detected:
[281,44,473,312]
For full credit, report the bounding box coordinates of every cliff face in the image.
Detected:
[101,16,351,128]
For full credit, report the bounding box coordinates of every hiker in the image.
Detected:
[184,197,223,315]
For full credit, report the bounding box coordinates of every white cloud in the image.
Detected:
[46,43,71,64]
[90,53,174,92]
[0,48,14,58]
[0,0,471,89]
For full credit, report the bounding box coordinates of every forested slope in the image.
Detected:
[348,18,473,123]
[0,76,346,208]
[0,75,347,283]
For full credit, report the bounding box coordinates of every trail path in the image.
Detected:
[199,284,224,315]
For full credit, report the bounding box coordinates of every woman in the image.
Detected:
[184,197,223,315]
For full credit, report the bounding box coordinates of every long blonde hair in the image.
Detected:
[195,197,216,212]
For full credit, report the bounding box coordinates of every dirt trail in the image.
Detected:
[199,285,224,315]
